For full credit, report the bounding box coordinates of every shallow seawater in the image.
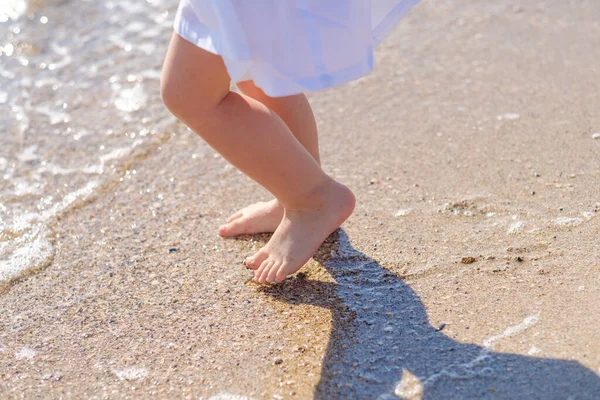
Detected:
[0,0,178,287]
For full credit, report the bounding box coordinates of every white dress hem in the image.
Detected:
[173,1,419,97]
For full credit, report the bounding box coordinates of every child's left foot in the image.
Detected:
[245,180,355,283]
[218,199,283,236]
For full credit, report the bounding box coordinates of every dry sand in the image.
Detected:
[1,0,600,399]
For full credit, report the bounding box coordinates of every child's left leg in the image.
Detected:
[218,81,320,237]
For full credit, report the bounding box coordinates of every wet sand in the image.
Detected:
[2,0,600,399]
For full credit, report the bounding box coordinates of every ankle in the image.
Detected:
[282,177,351,211]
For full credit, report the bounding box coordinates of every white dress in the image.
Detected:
[174,0,420,97]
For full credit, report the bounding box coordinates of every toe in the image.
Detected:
[244,255,257,269]
[245,249,268,270]
[244,256,257,270]
[218,224,230,236]
[227,210,243,223]
[255,260,273,283]
[253,261,268,281]
[219,220,250,237]
[275,263,289,283]
[266,262,281,283]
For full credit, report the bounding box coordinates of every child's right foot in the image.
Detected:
[218,199,284,236]
[245,180,355,284]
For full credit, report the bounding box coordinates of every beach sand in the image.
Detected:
[1,0,600,398]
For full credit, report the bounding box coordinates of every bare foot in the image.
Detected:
[245,180,355,283]
[218,199,284,236]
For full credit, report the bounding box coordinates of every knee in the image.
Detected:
[160,68,209,121]
[160,68,229,124]
[160,70,188,119]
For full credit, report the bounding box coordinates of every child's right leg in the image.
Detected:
[218,81,321,237]
[161,33,355,283]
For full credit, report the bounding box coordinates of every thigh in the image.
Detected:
[161,33,231,111]
[237,80,298,105]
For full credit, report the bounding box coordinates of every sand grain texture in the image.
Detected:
[1,0,600,399]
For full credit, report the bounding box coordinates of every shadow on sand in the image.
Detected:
[262,230,600,399]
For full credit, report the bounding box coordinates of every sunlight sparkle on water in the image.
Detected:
[0,0,28,22]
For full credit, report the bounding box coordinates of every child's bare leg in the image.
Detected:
[219,81,320,236]
[161,34,355,282]
[237,81,321,164]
